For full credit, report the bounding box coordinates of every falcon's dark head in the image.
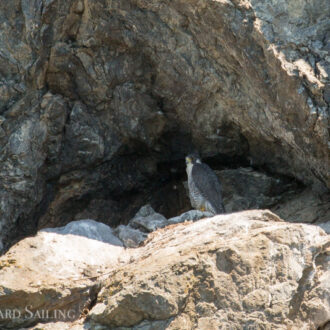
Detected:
[185,153,201,165]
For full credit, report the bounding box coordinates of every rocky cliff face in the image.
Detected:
[1,0,329,328]
[0,0,329,251]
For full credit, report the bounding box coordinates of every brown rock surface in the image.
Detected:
[88,211,330,329]
[0,228,129,328]
[0,210,328,329]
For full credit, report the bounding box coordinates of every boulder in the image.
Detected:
[114,225,147,248]
[1,211,328,329]
[216,167,297,212]
[216,168,330,233]
[129,205,169,233]
[271,188,330,233]
[0,226,129,329]
[87,210,330,329]
[42,219,124,246]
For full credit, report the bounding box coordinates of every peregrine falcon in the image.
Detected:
[185,153,225,214]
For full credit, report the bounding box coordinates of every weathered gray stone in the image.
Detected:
[42,219,124,246]
[168,210,214,224]
[129,205,168,233]
[133,205,156,218]
[216,167,298,212]
[271,188,330,233]
[114,225,147,248]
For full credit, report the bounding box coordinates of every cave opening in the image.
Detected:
[3,126,309,254]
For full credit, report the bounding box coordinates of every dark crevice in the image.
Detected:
[81,283,102,320]
[317,320,330,330]
[3,134,305,253]
[287,264,315,321]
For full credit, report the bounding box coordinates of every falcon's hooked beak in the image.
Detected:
[185,156,192,165]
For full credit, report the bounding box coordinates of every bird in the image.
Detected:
[185,153,225,214]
